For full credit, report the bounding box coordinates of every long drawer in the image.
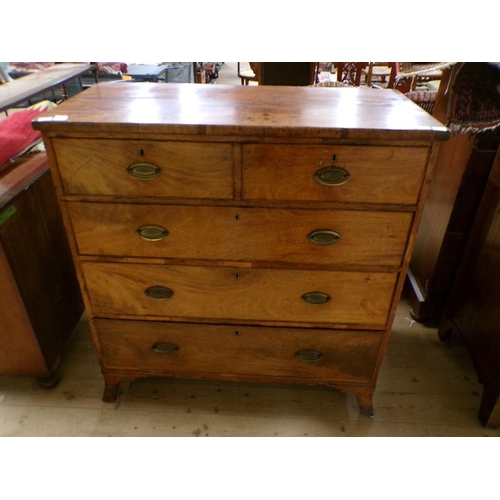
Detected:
[96,319,383,383]
[242,144,428,204]
[82,262,397,327]
[69,203,412,267]
[52,138,234,199]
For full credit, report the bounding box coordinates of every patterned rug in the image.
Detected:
[447,62,500,133]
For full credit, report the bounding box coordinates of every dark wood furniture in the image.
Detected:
[33,83,448,415]
[0,63,92,114]
[237,63,318,87]
[0,154,84,385]
[438,147,500,428]
[404,68,500,322]
[260,63,318,86]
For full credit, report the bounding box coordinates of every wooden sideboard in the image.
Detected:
[33,83,448,415]
[0,154,84,385]
[438,147,500,428]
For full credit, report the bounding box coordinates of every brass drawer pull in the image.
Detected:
[301,291,331,305]
[308,230,340,245]
[127,161,162,180]
[145,285,174,300]
[314,166,350,186]
[137,225,169,241]
[295,349,323,362]
[152,342,179,354]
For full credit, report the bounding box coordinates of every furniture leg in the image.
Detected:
[355,390,375,418]
[334,385,375,417]
[479,384,500,428]
[437,314,454,342]
[37,373,61,389]
[102,375,123,403]
[37,356,61,389]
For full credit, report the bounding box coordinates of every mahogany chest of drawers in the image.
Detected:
[33,82,449,416]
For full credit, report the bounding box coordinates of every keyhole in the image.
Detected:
[234,331,240,336]
[234,273,240,280]
[331,154,337,162]
[235,214,239,221]
[140,149,145,156]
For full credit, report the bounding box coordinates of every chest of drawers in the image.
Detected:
[33,83,449,416]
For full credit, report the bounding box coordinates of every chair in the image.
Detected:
[392,63,451,115]
[237,62,261,85]
[332,62,368,86]
[312,81,353,88]
[362,62,398,87]
[393,62,447,93]
[404,90,437,114]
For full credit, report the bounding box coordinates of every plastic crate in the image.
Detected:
[164,63,191,83]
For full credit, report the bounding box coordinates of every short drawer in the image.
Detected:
[82,262,397,327]
[52,138,234,199]
[242,144,428,204]
[69,203,412,267]
[96,319,383,384]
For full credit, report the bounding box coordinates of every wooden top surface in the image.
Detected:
[0,153,48,208]
[0,63,92,113]
[32,82,450,141]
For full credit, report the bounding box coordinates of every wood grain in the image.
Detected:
[53,138,234,199]
[242,144,428,204]
[32,83,449,142]
[97,319,382,384]
[82,262,397,327]
[69,203,412,268]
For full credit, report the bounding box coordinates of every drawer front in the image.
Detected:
[96,319,383,383]
[69,203,412,267]
[52,138,234,199]
[82,262,397,327]
[242,144,428,204]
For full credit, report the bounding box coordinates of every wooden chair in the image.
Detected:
[332,62,368,86]
[237,62,261,85]
[392,63,445,114]
[363,62,398,87]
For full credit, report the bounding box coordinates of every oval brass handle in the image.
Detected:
[137,225,169,241]
[127,161,162,180]
[301,291,331,305]
[145,285,174,300]
[308,230,340,245]
[295,349,323,362]
[314,166,350,186]
[152,342,179,354]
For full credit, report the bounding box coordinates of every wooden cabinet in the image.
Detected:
[404,67,500,322]
[439,148,500,428]
[33,83,448,415]
[405,130,500,322]
[0,154,83,384]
